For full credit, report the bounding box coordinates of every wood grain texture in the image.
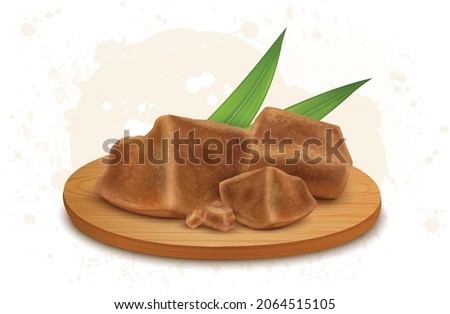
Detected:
[63,158,381,260]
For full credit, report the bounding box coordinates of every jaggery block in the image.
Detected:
[97,114,249,218]
[219,167,317,230]
[249,107,352,199]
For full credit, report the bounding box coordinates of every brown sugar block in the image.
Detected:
[219,167,317,230]
[97,114,249,218]
[96,135,180,217]
[185,209,205,229]
[249,107,352,199]
[203,201,235,232]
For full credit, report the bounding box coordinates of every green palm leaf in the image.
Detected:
[284,79,371,120]
[208,29,286,127]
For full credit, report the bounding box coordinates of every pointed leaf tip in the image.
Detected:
[208,29,286,127]
[284,78,371,120]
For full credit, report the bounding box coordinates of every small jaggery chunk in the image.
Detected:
[185,203,235,231]
[185,209,205,229]
[203,201,235,232]
[220,167,317,230]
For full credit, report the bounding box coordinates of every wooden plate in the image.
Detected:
[63,158,381,260]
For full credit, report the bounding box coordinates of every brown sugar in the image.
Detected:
[249,107,352,199]
[220,167,317,229]
[96,114,249,218]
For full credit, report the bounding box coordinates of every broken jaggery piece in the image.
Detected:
[203,201,235,232]
[185,203,235,231]
[219,167,317,230]
[185,209,205,229]
[249,107,352,199]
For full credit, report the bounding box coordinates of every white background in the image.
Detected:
[1,1,449,313]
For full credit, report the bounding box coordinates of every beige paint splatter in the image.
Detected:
[312,30,322,39]
[390,72,406,82]
[286,7,294,19]
[21,23,35,37]
[23,213,36,224]
[425,218,440,233]
[55,86,69,104]
[239,21,259,40]
[264,17,272,25]
[21,9,61,38]
[394,85,402,93]
[425,156,433,164]
[439,125,448,133]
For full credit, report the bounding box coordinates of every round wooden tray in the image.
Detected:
[63,158,381,260]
